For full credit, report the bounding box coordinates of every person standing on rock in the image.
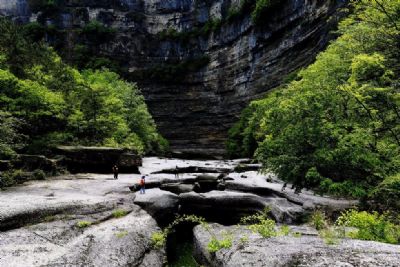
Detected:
[174,165,179,179]
[139,176,146,194]
[112,165,119,180]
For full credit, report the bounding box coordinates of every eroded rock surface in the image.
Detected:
[193,224,400,267]
[132,157,358,224]
[0,172,164,267]
[0,157,385,267]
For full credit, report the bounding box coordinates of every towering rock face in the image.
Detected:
[0,0,346,155]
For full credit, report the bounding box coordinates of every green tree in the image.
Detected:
[228,0,400,197]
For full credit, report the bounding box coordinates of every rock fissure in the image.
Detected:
[0,157,399,266]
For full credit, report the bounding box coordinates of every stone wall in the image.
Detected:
[0,0,347,155]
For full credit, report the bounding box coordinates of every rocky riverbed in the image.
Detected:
[1,157,399,267]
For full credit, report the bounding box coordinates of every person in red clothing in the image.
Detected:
[139,176,146,194]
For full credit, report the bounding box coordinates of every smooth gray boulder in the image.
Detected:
[134,188,179,224]
[193,224,400,267]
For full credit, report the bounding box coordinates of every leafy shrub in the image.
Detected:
[76,221,92,228]
[319,227,341,245]
[310,210,327,231]
[33,169,46,180]
[336,210,400,244]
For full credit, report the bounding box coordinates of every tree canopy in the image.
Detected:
[0,18,168,158]
[227,0,400,200]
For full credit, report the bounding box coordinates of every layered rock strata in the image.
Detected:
[1,0,346,154]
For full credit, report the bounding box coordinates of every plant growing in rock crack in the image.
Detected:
[207,231,233,253]
[319,227,341,245]
[112,209,129,218]
[240,207,277,238]
[278,225,291,236]
[310,210,328,231]
[76,221,92,228]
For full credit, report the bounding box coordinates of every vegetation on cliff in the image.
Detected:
[0,18,167,159]
[227,0,400,206]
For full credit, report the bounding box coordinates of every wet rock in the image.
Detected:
[193,223,400,267]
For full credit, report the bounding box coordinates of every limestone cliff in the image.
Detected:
[0,0,346,155]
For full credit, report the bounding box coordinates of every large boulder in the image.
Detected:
[193,224,400,267]
[55,146,142,173]
[0,206,164,267]
[134,188,179,225]
[179,191,304,224]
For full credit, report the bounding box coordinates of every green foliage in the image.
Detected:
[168,242,198,267]
[240,207,277,238]
[292,232,302,238]
[251,0,280,24]
[0,169,26,188]
[370,173,400,213]
[227,0,400,199]
[76,220,92,228]
[310,210,327,231]
[81,20,116,43]
[0,112,24,159]
[207,232,233,253]
[33,169,46,180]
[151,214,207,249]
[0,18,167,158]
[278,225,291,236]
[319,227,341,245]
[151,232,166,249]
[112,209,129,218]
[336,209,400,244]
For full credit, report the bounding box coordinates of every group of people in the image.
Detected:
[112,164,146,194]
